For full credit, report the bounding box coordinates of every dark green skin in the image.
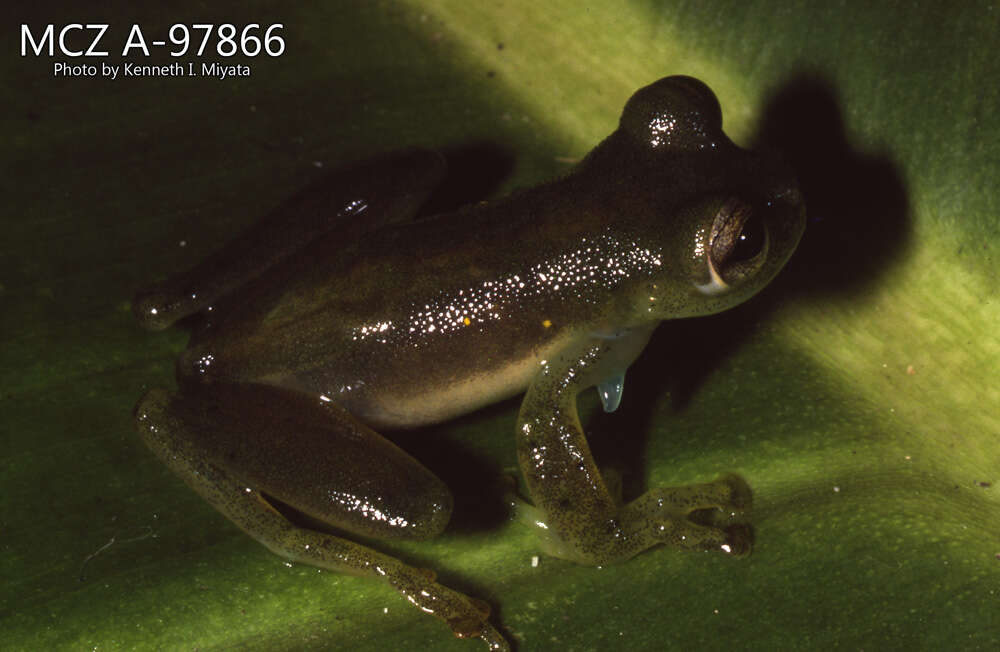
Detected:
[133,76,806,651]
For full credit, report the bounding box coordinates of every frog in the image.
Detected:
[132,75,806,651]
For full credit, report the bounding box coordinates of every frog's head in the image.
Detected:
[598,76,807,319]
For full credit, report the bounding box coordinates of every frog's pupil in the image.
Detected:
[729,213,764,262]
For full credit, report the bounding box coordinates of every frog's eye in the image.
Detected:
[709,198,768,284]
[619,75,723,151]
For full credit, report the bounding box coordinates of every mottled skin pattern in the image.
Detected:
[133,76,806,650]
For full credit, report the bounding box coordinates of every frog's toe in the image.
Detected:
[448,604,491,639]
[665,473,754,518]
[448,614,486,638]
[716,472,753,513]
[447,600,511,652]
[722,522,755,557]
[474,623,512,652]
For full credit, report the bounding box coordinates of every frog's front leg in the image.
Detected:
[517,336,753,564]
[134,383,508,651]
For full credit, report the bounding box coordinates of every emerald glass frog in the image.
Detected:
[133,76,805,650]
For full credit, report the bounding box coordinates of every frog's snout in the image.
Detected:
[132,288,177,331]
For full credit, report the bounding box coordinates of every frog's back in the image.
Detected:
[179,176,615,428]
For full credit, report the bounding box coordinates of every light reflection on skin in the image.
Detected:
[350,231,664,344]
[327,489,411,529]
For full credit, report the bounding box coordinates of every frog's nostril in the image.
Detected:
[177,345,218,383]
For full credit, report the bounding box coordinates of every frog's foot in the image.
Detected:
[384,565,509,651]
[679,473,753,521]
[270,528,510,650]
[623,473,754,557]
[449,599,509,652]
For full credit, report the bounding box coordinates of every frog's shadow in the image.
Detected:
[417,141,518,218]
[592,72,911,492]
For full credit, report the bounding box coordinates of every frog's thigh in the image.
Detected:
[135,384,509,650]
[517,347,752,565]
[133,147,446,330]
[136,383,453,543]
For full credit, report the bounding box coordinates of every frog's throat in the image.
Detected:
[597,373,625,413]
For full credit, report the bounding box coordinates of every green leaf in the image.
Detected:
[4,1,998,650]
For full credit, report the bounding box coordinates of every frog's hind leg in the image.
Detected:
[134,382,508,651]
[133,148,446,330]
